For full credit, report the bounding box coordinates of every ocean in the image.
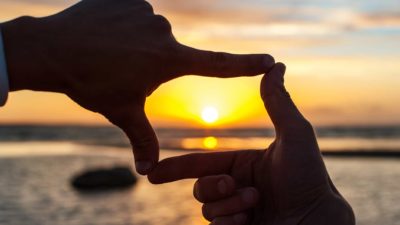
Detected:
[0,125,399,225]
[1,125,400,153]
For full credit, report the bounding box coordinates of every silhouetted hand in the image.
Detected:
[1,0,274,174]
[149,63,355,225]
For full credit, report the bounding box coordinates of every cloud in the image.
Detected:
[0,0,77,21]
[1,0,75,7]
[358,11,400,27]
[2,0,399,37]
[305,106,344,116]
[149,1,400,37]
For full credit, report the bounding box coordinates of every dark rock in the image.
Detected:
[71,166,137,190]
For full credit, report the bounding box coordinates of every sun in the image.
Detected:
[201,106,219,124]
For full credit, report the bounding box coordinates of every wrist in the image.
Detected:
[1,16,69,93]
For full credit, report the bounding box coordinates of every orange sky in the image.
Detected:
[0,0,399,128]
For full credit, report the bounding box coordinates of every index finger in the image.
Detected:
[148,150,263,184]
[175,45,275,78]
[147,150,263,184]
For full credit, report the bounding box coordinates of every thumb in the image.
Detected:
[175,45,275,78]
[107,105,159,175]
[261,63,313,137]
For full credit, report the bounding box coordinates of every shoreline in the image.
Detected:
[0,141,399,158]
[322,150,400,158]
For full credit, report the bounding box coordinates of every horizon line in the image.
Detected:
[1,123,400,129]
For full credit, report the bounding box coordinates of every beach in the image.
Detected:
[0,0,399,224]
[0,139,399,225]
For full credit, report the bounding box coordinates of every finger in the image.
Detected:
[194,175,236,203]
[148,151,236,184]
[202,187,259,221]
[211,213,248,225]
[176,45,275,78]
[148,150,262,184]
[107,105,159,175]
[260,63,314,138]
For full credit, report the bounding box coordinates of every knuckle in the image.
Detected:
[153,14,172,33]
[220,174,235,187]
[141,1,154,13]
[295,119,315,135]
[132,136,155,150]
[219,174,232,181]
[16,16,35,23]
[245,187,259,204]
[282,119,316,141]
[218,175,235,195]
[302,120,314,131]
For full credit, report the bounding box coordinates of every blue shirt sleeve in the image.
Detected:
[0,27,10,107]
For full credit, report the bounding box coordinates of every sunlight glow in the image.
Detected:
[203,137,218,149]
[1,1,399,127]
[201,107,219,124]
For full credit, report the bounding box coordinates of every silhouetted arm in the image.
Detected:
[0,0,275,175]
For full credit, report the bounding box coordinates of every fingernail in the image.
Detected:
[135,161,152,175]
[217,179,227,195]
[242,189,255,204]
[233,213,247,224]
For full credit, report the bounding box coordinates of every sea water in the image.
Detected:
[0,126,399,224]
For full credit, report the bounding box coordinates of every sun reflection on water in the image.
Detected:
[203,137,218,150]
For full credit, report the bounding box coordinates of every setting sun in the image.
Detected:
[201,107,219,124]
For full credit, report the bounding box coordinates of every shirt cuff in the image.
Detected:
[0,27,10,107]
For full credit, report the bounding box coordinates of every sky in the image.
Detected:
[0,0,399,128]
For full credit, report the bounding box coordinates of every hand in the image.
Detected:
[192,174,261,225]
[148,63,355,225]
[1,0,275,174]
